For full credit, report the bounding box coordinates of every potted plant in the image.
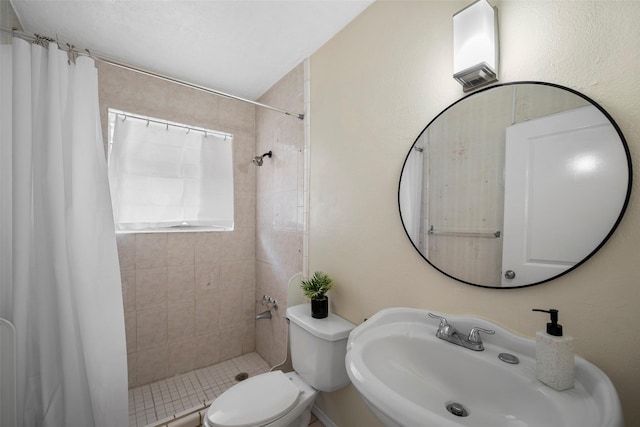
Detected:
[300,271,333,319]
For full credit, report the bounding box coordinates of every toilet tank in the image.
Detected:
[286,304,355,392]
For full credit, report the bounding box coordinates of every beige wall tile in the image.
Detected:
[233,135,258,194]
[219,326,243,361]
[242,289,257,323]
[121,270,136,313]
[194,233,221,265]
[282,148,299,192]
[168,336,198,377]
[219,97,255,134]
[136,233,168,269]
[127,352,137,388]
[281,190,299,231]
[218,284,243,328]
[234,191,257,229]
[219,228,256,262]
[195,295,220,336]
[124,310,137,353]
[195,263,219,297]
[255,312,275,367]
[136,345,168,385]
[241,319,256,354]
[196,331,221,369]
[276,231,303,272]
[165,84,220,127]
[168,300,195,342]
[219,260,255,291]
[135,267,168,310]
[167,265,195,303]
[167,233,196,267]
[137,305,168,350]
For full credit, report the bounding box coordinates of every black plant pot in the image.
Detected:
[311,297,329,319]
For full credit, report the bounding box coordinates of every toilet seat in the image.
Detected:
[205,371,302,427]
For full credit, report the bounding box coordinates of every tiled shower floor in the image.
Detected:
[128,352,270,427]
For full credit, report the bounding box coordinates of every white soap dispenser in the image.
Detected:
[532,308,574,391]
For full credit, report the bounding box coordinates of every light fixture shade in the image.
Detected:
[453,0,498,91]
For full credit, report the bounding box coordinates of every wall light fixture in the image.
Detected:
[453,0,499,92]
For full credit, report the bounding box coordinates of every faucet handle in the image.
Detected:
[468,327,495,344]
[428,312,452,337]
[428,312,449,327]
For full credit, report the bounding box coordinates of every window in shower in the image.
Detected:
[107,109,234,232]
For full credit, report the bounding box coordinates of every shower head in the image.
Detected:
[252,151,272,166]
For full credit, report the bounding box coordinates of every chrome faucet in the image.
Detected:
[428,313,495,351]
[256,310,272,320]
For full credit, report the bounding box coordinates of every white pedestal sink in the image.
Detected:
[345,308,623,427]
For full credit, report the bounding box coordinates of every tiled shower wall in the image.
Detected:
[97,62,258,388]
[255,63,305,366]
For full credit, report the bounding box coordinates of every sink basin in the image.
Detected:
[345,308,623,427]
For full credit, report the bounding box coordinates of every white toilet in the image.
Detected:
[203,303,356,427]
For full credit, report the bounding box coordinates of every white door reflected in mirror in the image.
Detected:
[502,106,629,286]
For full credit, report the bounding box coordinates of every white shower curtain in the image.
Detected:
[399,147,424,245]
[0,38,128,426]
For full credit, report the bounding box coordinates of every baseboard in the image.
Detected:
[312,403,338,427]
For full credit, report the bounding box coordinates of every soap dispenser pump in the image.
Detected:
[532,309,574,391]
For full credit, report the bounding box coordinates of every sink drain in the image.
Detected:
[235,372,249,381]
[446,402,469,417]
[499,353,520,364]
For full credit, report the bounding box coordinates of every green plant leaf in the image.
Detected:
[300,271,333,300]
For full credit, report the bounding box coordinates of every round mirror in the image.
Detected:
[399,82,632,288]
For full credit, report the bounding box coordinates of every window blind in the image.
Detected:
[108,113,234,231]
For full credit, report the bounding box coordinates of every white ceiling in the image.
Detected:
[9,0,373,100]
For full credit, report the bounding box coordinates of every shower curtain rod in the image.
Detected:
[110,109,233,139]
[1,27,305,120]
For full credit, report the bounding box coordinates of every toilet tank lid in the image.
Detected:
[286,304,355,341]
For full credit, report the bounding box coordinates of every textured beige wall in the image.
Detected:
[255,63,305,366]
[309,1,640,425]
[98,62,258,387]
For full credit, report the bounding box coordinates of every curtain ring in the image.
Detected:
[66,43,77,65]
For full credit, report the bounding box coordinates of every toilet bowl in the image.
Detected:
[203,371,316,427]
[203,304,355,427]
